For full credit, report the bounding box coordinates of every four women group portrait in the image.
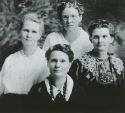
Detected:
[0,0,124,113]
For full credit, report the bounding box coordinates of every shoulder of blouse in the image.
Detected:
[29,81,45,95]
[69,59,82,74]
[2,51,21,68]
[78,53,124,75]
[109,55,124,75]
[46,32,62,39]
[5,51,20,60]
[43,32,63,50]
[78,52,97,73]
[80,28,89,36]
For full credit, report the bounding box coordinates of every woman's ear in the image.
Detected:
[79,15,82,22]
[110,36,114,43]
[89,36,92,43]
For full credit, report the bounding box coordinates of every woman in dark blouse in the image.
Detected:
[69,19,125,112]
[28,44,76,111]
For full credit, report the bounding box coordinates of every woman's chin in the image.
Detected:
[51,73,66,78]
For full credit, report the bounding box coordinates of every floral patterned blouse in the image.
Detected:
[70,50,124,86]
[69,50,125,109]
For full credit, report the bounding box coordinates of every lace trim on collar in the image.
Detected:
[78,53,124,76]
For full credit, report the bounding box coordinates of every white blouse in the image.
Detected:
[43,27,93,59]
[0,47,49,95]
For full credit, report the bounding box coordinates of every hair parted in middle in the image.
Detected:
[57,0,84,21]
[19,12,44,33]
[88,19,115,37]
[45,44,74,62]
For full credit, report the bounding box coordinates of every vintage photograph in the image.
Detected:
[0,0,125,113]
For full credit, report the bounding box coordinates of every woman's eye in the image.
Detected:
[51,59,57,63]
[103,35,108,38]
[23,29,29,32]
[93,35,99,39]
[71,15,76,18]
[63,15,68,19]
[32,30,37,33]
[61,59,66,63]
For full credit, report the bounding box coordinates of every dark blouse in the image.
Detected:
[69,50,125,111]
[27,78,77,112]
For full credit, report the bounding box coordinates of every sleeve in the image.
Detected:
[28,83,39,96]
[69,59,89,84]
[0,63,5,94]
[28,82,47,100]
[69,59,88,104]
[0,58,10,94]
[113,58,125,85]
[32,49,49,84]
[28,83,42,108]
[37,58,49,83]
[28,82,49,108]
[68,59,82,84]
[119,64,125,87]
[118,62,125,110]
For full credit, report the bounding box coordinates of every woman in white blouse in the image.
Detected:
[0,12,49,111]
[0,12,49,110]
[43,0,93,59]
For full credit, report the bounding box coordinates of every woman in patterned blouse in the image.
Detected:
[69,19,125,112]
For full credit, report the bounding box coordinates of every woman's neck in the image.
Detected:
[93,49,108,59]
[23,45,38,56]
[63,27,81,43]
[51,75,67,90]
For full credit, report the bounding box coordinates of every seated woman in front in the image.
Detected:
[28,44,75,111]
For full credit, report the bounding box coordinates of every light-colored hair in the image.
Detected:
[19,12,44,34]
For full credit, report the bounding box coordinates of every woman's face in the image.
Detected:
[91,28,113,52]
[47,51,71,78]
[20,20,42,47]
[62,7,82,31]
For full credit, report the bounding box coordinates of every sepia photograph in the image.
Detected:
[0,0,125,113]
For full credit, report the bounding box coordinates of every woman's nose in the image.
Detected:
[67,17,72,23]
[55,61,61,68]
[26,32,32,38]
[98,37,103,43]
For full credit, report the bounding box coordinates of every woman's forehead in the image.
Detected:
[49,51,68,58]
[92,28,110,35]
[62,7,79,15]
